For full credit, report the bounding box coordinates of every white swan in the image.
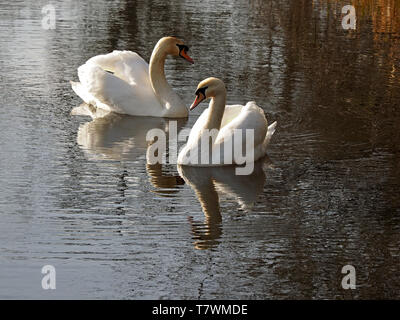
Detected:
[70,37,193,118]
[177,77,277,167]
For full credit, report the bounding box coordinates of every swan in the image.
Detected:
[177,77,277,169]
[70,37,194,118]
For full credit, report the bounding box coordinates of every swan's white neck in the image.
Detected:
[149,46,170,102]
[205,92,226,131]
[149,43,187,117]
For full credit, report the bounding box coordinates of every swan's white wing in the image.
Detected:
[72,51,162,116]
[85,50,151,88]
[214,101,269,162]
[220,104,243,128]
[216,102,268,146]
[263,121,277,148]
[185,104,244,147]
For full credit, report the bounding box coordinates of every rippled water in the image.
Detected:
[1,0,400,299]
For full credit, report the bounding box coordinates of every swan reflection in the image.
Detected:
[178,159,268,250]
[75,105,187,194]
[146,163,185,195]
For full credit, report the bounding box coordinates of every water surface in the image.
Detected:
[0,0,399,299]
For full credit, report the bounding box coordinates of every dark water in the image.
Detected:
[0,0,399,299]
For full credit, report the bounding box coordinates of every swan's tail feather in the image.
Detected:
[70,80,94,106]
[263,121,277,151]
[70,81,112,119]
[71,101,112,119]
[71,103,95,117]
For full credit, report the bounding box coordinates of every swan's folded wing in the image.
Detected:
[85,50,151,88]
[216,102,268,147]
[187,105,244,146]
[220,104,243,128]
[76,62,161,115]
[214,102,268,162]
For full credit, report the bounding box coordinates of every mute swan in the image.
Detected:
[70,37,194,118]
[177,77,277,168]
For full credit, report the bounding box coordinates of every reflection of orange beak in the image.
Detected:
[180,50,194,64]
[190,93,205,110]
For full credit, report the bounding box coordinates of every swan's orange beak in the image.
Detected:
[180,50,194,64]
[190,93,205,110]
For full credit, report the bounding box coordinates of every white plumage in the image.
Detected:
[71,37,193,118]
[178,78,277,167]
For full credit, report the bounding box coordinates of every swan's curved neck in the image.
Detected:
[148,43,187,117]
[149,45,172,105]
[205,92,226,131]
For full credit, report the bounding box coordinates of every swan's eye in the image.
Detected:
[195,86,208,97]
[176,44,189,53]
